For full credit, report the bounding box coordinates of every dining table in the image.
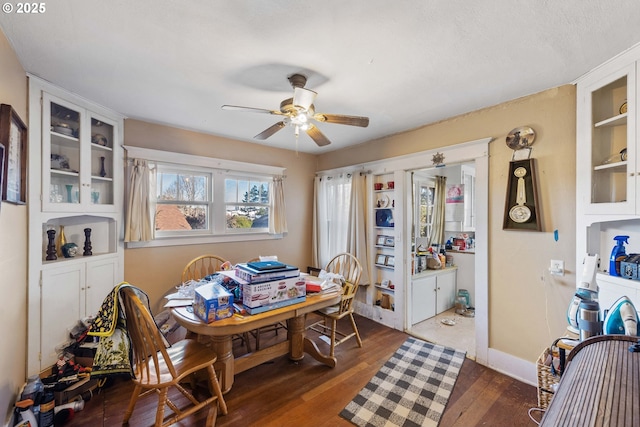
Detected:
[171,290,341,393]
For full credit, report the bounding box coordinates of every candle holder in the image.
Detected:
[83,228,93,256]
[46,229,57,261]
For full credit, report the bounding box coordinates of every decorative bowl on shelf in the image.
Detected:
[51,153,70,170]
[52,122,74,136]
[92,133,108,146]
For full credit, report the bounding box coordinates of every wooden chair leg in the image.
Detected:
[123,384,142,423]
[155,387,169,427]
[349,313,363,348]
[206,365,228,415]
[329,318,338,357]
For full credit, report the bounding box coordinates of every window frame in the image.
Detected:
[123,146,286,248]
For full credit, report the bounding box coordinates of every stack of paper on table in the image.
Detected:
[164,291,193,308]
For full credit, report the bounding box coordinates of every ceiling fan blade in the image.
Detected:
[314,113,369,127]
[222,105,283,115]
[306,124,331,147]
[293,87,317,111]
[254,121,286,140]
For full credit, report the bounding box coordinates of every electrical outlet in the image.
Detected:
[550,260,564,276]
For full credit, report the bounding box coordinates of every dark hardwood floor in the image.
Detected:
[59,314,539,427]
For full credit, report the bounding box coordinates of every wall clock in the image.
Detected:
[503,159,541,231]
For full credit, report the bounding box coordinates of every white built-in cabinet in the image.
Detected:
[411,268,457,325]
[27,76,124,375]
[576,43,640,316]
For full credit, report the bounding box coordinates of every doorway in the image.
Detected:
[405,162,477,358]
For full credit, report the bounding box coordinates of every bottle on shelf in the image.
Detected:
[57,226,66,257]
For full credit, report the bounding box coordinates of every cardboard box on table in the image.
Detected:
[193,282,234,323]
[219,271,306,314]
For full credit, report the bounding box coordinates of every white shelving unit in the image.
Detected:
[576,43,640,317]
[367,171,403,329]
[27,76,125,374]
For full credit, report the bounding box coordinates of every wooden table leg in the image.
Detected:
[288,315,305,361]
[211,335,234,393]
[288,314,337,368]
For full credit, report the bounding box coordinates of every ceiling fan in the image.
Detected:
[221,74,369,147]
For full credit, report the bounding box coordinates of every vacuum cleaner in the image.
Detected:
[567,254,599,334]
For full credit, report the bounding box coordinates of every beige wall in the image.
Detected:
[123,120,318,312]
[317,86,578,362]
[0,29,28,423]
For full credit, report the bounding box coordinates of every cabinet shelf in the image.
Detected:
[91,142,113,152]
[594,112,627,128]
[375,263,394,270]
[42,251,115,268]
[51,168,79,177]
[375,284,395,293]
[593,160,627,171]
[51,131,79,146]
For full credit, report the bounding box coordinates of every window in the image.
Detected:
[224,177,270,231]
[154,164,272,237]
[417,179,435,239]
[123,146,286,248]
[155,167,212,234]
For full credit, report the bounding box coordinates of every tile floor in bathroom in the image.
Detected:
[408,307,476,359]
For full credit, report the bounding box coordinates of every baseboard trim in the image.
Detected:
[486,347,537,387]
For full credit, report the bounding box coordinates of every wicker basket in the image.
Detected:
[536,347,561,409]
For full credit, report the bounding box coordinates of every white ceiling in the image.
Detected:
[2,1,640,154]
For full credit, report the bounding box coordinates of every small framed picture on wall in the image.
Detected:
[0,104,27,204]
[375,254,386,265]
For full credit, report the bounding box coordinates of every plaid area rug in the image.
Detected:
[340,337,466,427]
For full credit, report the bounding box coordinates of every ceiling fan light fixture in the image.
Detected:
[293,87,317,111]
[223,73,369,147]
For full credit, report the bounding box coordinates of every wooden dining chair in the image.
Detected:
[120,286,227,427]
[307,253,363,357]
[181,254,228,283]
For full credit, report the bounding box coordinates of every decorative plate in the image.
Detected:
[377,194,390,208]
[506,126,536,150]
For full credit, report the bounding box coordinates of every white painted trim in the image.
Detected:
[487,348,538,387]
[126,231,283,249]
[123,145,286,176]
[316,137,491,176]
[318,137,492,367]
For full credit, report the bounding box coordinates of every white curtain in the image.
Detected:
[268,175,288,234]
[346,173,371,285]
[312,174,352,269]
[124,159,156,242]
[428,176,447,248]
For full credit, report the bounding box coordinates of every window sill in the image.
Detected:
[125,231,283,249]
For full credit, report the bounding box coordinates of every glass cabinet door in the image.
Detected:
[583,64,636,214]
[88,112,115,207]
[42,93,117,212]
[43,93,82,210]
